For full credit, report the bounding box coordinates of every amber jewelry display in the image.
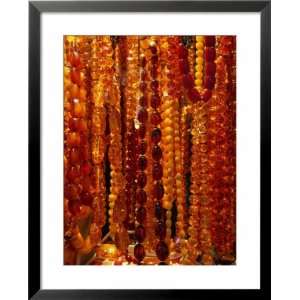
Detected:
[64,35,236,266]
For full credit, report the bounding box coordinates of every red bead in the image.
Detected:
[187,88,201,103]
[137,141,147,155]
[140,82,147,92]
[140,70,147,81]
[137,172,147,188]
[151,80,159,90]
[81,162,91,176]
[179,59,190,74]
[136,207,147,224]
[137,107,148,123]
[67,166,80,181]
[70,68,81,85]
[80,146,89,160]
[156,241,169,261]
[152,163,163,180]
[135,225,146,243]
[70,51,81,67]
[204,36,216,47]
[150,67,158,78]
[204,76,216,90]
[201,89,212,102]
[152,145,162,161]
[155,202,163,219]
[68,201,81,215]
[65,183,79,201]
[151,95,161,109]
[138,124,146,139]
[69,117,79,131]
[81,192,92,206]
[153,182,164,200]
[70,148,80,164]
[150,44,157,54]
[151,128,162,144]
[151,55,158,65]
[138,155,147,171]
[205,47,216,62]
[136,189,147,205]
[178,45,188,58]
[139,96,147,106]
[155,222,166,240]
[140,55,146,67]
[150,111,162,126]
[183,74,195,89]
[205,62,216,77]
[134,243,145,262]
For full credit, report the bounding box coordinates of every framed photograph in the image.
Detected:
[29,1,270,299]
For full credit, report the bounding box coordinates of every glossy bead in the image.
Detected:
[134,243,145,262]
[150,67,158,78]
[80,146,89,160]
[183,74,194,89]
[151,128,162,144]
[81,162,91,176]
[201,88,212,102]
[67,166,80,181]
[137,141,147,155]
[77,119,88,132]
[155,201,163,219]
[155,222,166,240]
[178,45,188,59]
[205,47,216,62]
[179,59,189,74]
[135,225,146,243]
[70,51,81,67]
[69,117,79,131]
[152,163,163,180]
[151,95,161,109]
[204,76,216,90]
[150,80,159,90]
[70,68,81,85]
[205,62,216,77]
[149,43,157,54]
[136,207,147,224]
[70,148,80,164]
[153,182,164,200]
[136,189,147,205]
[68,201,81,215]
[138,155,147,171]
[140,70,147,81]
[81,192,93,206]
[140,82,147,92]
[137,107,148,123]
[140,55,146,67]
[151,55,158,65]
[138,124,146,139]
[139,96,147,106]
[156,241,169,261]
[67,132,80,146]
[204,36,216,47]
[150,111,162,125]
[152,145,162,161]
[137,172,147,188]
[187,88,201,103]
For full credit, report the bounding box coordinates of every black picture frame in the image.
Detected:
[29,1,271,299]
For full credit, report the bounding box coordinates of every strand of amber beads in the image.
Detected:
[158,37,174,245]
[90,37,107,236]
[195,36,204,90]
[110,39,129,254]
[148,40,169,264]
[64,36,96,258]
[133,50,149,264]
[166,37,186,249]
[199,36,217,265]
